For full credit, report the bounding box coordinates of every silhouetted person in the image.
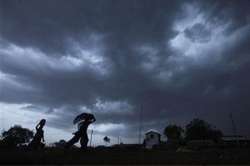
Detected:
[65,114,96,149]
[29,119,46,149]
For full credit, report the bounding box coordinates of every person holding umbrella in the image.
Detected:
[29,119,46,149]
[65,113,96,149]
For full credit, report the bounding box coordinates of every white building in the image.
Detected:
[144,129,161,149]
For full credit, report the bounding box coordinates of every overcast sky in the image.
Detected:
[0,0,250,145]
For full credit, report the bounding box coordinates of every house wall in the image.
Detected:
[145,132,160,149]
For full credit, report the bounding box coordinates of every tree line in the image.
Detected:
[164,118,223,143]
[0,118,223,148]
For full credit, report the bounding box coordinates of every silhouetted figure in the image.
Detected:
[65,113,96,149]
[29,119,46,149]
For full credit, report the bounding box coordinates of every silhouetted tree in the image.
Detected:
[103,136,110,146]
[164,125,183,141]
[1,125,33,147]
[185,119,223,142]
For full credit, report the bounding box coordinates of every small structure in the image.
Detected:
[222,135,250,146]
[144,129,161,149]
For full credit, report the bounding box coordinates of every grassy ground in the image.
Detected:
[0,148,250,164]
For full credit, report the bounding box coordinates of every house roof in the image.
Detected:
[145,129,161,135]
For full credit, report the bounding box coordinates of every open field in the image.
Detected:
[0,148,250,165]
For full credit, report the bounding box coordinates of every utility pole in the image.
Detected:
[138,104,143,144]
[229,112,239,145]
[119,137,122,144]
[89,129,93,147]
[1,110,4,134]
[229,112,237,136]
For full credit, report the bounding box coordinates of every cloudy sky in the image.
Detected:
[0,0,250,145]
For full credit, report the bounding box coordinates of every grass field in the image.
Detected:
[0,148,250,164]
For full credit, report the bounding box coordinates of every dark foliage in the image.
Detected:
[164,125,184,140]
[0,125,34,147]
[103,136,111,145]
[53,140,67,148]
[185,119,223,142]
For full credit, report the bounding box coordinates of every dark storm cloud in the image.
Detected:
[184,23,211,43]
[0,0,181,54]
[1,0,250,140]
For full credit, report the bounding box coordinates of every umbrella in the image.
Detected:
[73,112,95,124]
